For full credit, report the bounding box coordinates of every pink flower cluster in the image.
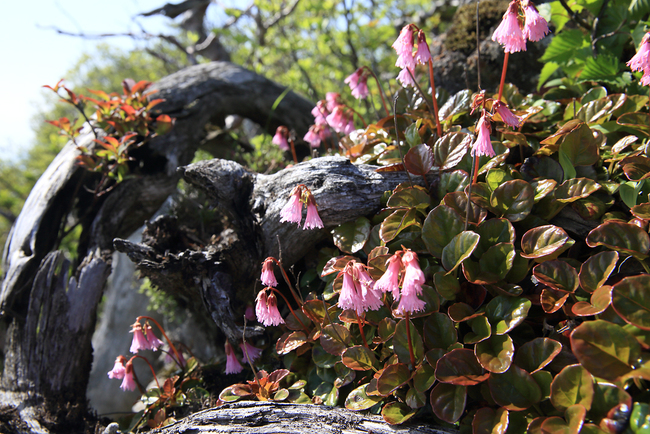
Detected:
[304,92,353,148]
[492,0,550,53]
[344,67,370,99]
[129,321,164,353]
[628,33,650,86]
[392,25,431,88]
[375,250,427,315]
[108,356,137,391]
[279,184,324,230]
[256,288,285,327]
[472,113,495,158]
[338,260,383,315]
[272,126,290,151]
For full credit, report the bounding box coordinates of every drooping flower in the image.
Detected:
[628,33,650,86]
[260,257,278,287]
[492,1,526,53]
[522,2,550,42]
[107,355,127,380]
[392,25,416,70]
[338,265,364,314]
[345,67,370,99]
[144,323,164,351]
[326,106,355,134]
[374,254,403,300]
[312,101,330,126]
[120,361,137,391]
[240,342,263,363]
[225,341,243,374]
[472,114,495,158]
[304,124,331,148]
[280,186,303,225]
[353,262,383,312]
[165,350,186,368]
[326,92,342,112]
[396,250,427,315]
[129,321,153,353]
[303,194,324,230]
[494,101,521,128]
[255,289,285,327]
[397,67,417,88]
[338,261,381,315]
[414,30,431,65]
[272,126,290,151]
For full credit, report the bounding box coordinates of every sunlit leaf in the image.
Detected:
[515,338,563,373]
[612,275,650,330]
[331,217,371,253]
[475,334,515,373]
[430,383,467,423]
[488,365,542,411]
[435,348,489,385]
[586,221,650,259]
[579,251,618,293]
[550,364,595,412]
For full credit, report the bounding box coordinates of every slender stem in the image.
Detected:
[476,0,482,91]
[289,138,298,164]
[406,68,436,123]
[271,257,304,306]
[269,288,310,334]
[356,313,370,349]
[346,106,368,127]
[557,0,592,31]
[242,317,263,397]
[365,67,391,117]
[427,59,443,137]
[137,316,183,369]
[497,52,509,102]
[405,313,416,368]
[132,355,161,390]
[393,93,414,188]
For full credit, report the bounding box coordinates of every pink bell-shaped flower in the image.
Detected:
[240,342,263,363]
[393,25,416,70]
[260,257,278,287]
[303,194,324,230]
[374,254,402,300]
[120,361,137,391]
[345,67,370,99]
[144,323,164,351]
[272,126,290,151]
[494,101,521,128]
[628,33,650,86]
[395,250,426,315]
[107,355,127,380]
[129,321,153,353]
[225,341,243,374]
[280,187,303,225]
[414,31,431,65]
[492,1,526,53]
[472,114,495,158]
[255,289,285,327]
[523,2,550,42]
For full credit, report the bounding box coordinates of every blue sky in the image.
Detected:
[0,0,203,160]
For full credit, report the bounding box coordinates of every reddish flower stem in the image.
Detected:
[364,66,391,117]
[498,52,510,102]
[130,354,161,391]
[427,59,443,137]
[405,312,416,368]
[137,315,183,369]
[268,287,310,334]
[271,257,304,306]
[289,138,298,164]
[356,313,370,349]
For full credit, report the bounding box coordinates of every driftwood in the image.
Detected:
[0,61,315,432]
[150,401,457,434]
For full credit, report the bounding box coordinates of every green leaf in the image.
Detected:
[433,132,471,170]
[404,122,421,147]
[464,316,492,344]
[629,402,650,433]
[429,383,467,423]
[555,178,601,203]
[570,320,641,381]
[376,363,412,396]
[550,364,595,412]
[515,338,563,373]
[435,348,489,385]
[486,168,513,191]
[532,260,579,293]
[422,205,464,258]
[386,185,431,209]
[442,191,487,225]
[589,382,631,422]
[438,170,470,198]
[485,296,532,335]
[474,218,516,258]
[341,345,378,371]
[472,407,509,434]
[463,242,515,284]
[404,144,433,176]
[438,89,471,121]
[520,225,574,262]
[423,312,458,350]
[382,401,417,425]
[531,179,558,203]
[413,364,437,393]
[442,230,480,273]
[345,383,382,411]
[393,319,425,365]
[320,324,351,356]
[586,221,650,259]
[540,29,588,63]
[433,271,461,301]
[312,344,340,368]
[559,122,599,167]
[489,179,535,222]
[578,54,623,86]
[488,365,543,411]
[475,334,515,373]
[331,217,371,254]
[612,275,650,330]
[379,208,419,243]
[558,149,578,182]
[571,285,612,316]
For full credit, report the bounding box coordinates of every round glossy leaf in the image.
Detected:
[559,121,599,167]
[586,221,650,259]
[422,205,464,258]
[464,316,492,345]
[423,312,458,350]
[404,144,434,176]
[472,407,509,434]
[532,260,579,293]
[521,225,574,262]
[380,208,419,243]
[405,386,427,409]
[438,170,470,199]
[433,132,471,170]
[413,364,436,393]
[532,370,553,400]
[485,296,532,335]
[570,320,641,381]
[331,217,371,254]
[540,287,570,314]
[381,401,417,425]
[320,324,351,356]
[550,364,595,412]
[312,344,339,368]
[531,179,558,203]
[276,331,307,355]
[475,334,515,373]
[579,251,618,293]
[629,402,650,433]
[441,230,480,273]
[515,338,563,373]
[571,285,612,316]
[622,156,650,181]
[612,275,650,330]
[443,191,487,225]
[463,243,515,284]
[341,345,378,371]
[631,202,650,220]
[386,185,431,210]
[555,178,601,203]
[486,168,513,191]
[376,363,412,396]
[429,383,467,423]
[505,250,529,284]
[377,318,396,343]
[434,271,461,301]
[488,365,542,411]
[435,348,489,385]
[469,182,493,210]
[489,179,535,222]
[589,382,631,422]
[539,417,572,434]
[393,319,425,365]
[345,383,382,411]
[475,218,516,257]
[448,302,481,322]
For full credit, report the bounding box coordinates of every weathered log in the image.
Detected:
[150,401,457,434]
